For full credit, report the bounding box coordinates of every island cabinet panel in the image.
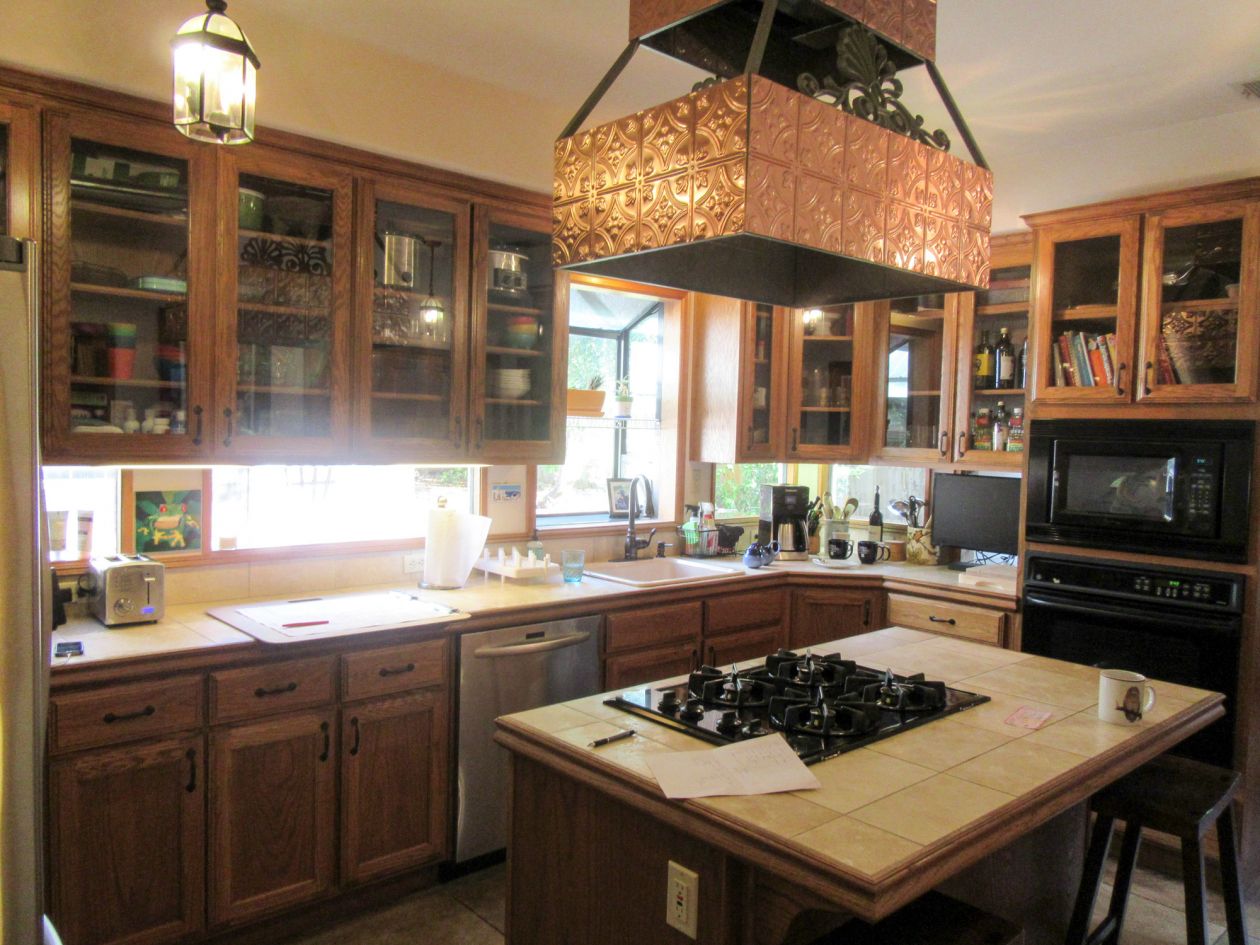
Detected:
[341,689,449,884]
[605,641,698,691]
[790,587,884,650]
[704,588,786,636]
[208,710,336,926]
[49,735,204,945]
[886,593,1006,646]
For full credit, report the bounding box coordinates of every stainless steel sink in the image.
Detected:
[582,557,745,587]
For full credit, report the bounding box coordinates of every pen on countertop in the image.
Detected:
[282,620,330,628]
[588,729,636,748]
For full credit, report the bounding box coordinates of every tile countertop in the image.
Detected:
[495,629,1223,897]
[49,559,1014,672]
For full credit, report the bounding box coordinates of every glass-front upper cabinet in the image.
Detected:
[43,110,216,461]
[740,302,786,460]
[469,205,566,462]
[219,150,351,457]
[953,234,1032,468]
[355,180,470,458]
[1031,217,1141,403]
[786,304,863,459]
[874,295,954,463]
[1138,201,1259,403]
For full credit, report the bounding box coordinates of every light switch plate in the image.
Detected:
[666,860,698,938]
[403,552,423,574]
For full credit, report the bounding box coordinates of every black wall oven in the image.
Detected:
[1023,554,1244,767]
[1025,419,1253,562]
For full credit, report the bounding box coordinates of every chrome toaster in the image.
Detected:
[88,554,165,626]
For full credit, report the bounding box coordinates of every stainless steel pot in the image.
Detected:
[382,232,419,289]
[489,249,528,293]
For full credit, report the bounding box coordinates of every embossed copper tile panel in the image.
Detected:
[902,0,938,61]
[554,73,990,304]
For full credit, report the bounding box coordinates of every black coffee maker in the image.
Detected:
[758,484,810,560]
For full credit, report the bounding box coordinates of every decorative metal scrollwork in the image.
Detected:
[691,75,724,93]
[798,26,950,151]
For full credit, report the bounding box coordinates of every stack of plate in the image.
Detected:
[490,368,531,399]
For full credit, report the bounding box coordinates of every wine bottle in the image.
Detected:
[995,327,1015,389]
[974,330,995,389]
[1017,335,1028,390]
[869,486,883,542]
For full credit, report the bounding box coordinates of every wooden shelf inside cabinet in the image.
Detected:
[1160,297,1239,311]
[485,398,543,406]
[972,388,1025,396]
[71,375,183,390]
[486,346,546,358]
[238,227,330,249]
[976,302,1030,316]
[905,390,942,396]
[1053,304,1117,322]
[72,200,187,227]
[238,301,330,317]
[371,337,450,351]
[371,391,446,402]
[802,335,853,342]
[487,302,544,316]
[236,384,329,396]
[798,406,852,413]
[891,307,946,319]
[71,282,185,303]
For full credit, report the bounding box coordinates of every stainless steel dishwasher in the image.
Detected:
[456,615,602,862]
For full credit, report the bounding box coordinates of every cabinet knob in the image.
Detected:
[928,615,957,625]
[957,431,967,457]
[1115,362,1127,398]
[185,748,197,793]
[319,720,330,762]
[192,405,204,446]
[223,407,234,447]
[939,431,948,457]
[791,427,799,452]
[453,416,463,447]
[348,716,361,756]
[1144,361,1154,396]
[475,418,484,450]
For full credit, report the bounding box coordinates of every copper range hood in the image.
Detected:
[553,0,992,307]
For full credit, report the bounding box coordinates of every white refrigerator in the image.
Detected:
[0,235,53,945]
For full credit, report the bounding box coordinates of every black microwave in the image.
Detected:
[1025,419,1254,562]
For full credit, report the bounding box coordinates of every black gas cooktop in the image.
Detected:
[607,649,989,765]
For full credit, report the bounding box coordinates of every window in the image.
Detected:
[212,466,470,550]
[42,467,121,562]
[537,281,669,524]
[714,463,784,517]
[830,465,928,525]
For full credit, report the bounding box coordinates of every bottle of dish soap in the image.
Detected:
[525,528,544,562]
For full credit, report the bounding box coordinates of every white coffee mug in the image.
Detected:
[1098,670,1156,725]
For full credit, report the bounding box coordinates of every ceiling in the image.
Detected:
[262,0,1260,163]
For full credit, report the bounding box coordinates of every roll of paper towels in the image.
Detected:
[423,506,492,589]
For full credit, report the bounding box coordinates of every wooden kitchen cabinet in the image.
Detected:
[605,640,698,690]
[1025,180,1260,408]
[705,624,785,667]
[790,586,884,649]
[341,688,449,883]
[0,99,37,238]
[885,592,1007,647]
[786,304,869,460]
[42,107,217,463]
[49,735,205,945]
[209,710,336,925]
[468,203,566,463]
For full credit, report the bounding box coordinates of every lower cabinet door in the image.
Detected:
[209,710,336,926]
[704,623,785,667]
[604,640,699,691]
[790,588,885,649]
[341,689,449,884]
[49,735,204,945]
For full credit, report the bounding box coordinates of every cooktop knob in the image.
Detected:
[657,690,680,715]
[679,698,705,721]
[716,710,741,735]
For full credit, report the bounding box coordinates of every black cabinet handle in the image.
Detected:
[691,648,700,671]
[928,615,957,625]
[453,416,463,447]
[103,705,155,724]
[862,600,871,626]
[939,431,948,457]
[349,716,361,756]
[192,405,204,446]
[378,663,415,678]
[1115,362,1127,398]
[185,748,197,793]
[707,646,715,667]
[958,431,967,457]
[747,424,755,444]
[791,427,799,451]
[319,721,330,762]
[475,418,484,450]
[1144,361,1154,396]
[223,407,234,447]
[254,681,298,698]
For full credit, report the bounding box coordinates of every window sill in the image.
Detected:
[538,518,676,540]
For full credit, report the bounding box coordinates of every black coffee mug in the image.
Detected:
[857,540,890,565]
[828,538,854,560]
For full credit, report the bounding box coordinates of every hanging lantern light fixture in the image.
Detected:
[171,0,260,145]
[417,238,447,342]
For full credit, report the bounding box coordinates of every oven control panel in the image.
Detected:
[1027,555,1242,611]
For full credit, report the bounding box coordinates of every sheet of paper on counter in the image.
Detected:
[236,591,458,637]
[645,734,822,799]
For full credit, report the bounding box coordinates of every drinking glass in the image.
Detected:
[562,549,585,583]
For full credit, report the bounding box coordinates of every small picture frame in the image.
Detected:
[606,477,632,519]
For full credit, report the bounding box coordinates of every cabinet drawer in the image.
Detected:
[605,642,698,691]
[51,676,203,753]
[342,638,447,702]
[886,594,1005,646]
[209,657,336,724]
[606,601,703,654]
[705,588,785,635]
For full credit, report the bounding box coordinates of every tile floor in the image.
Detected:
[283,858,1258,945]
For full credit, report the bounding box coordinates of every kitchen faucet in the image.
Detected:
[624,475,657,560]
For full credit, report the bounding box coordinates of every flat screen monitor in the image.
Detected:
[931,473,1021,558]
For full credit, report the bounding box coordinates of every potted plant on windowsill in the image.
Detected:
[612,377,633,418]
[566,374,606,416]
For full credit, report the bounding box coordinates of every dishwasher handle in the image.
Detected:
[473,631,592,658]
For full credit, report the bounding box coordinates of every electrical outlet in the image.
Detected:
[403,552,423,574]
[665,861,698,938]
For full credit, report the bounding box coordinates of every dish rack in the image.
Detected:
[676,525,739,559]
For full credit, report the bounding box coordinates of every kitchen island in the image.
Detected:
[494,628,1225,945]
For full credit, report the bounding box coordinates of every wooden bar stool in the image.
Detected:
[1066,754,1248,945]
